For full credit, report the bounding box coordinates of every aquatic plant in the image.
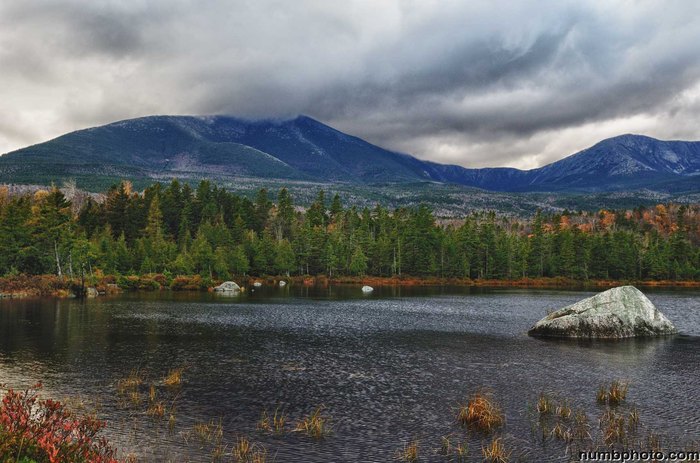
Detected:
[293,406,331,439]
[164,367,184,386]
[396,439,419,462]
[232,436,269,462]
[257,408,287,433]
[481,437,510,463]
[597,380,628,405]
[536,393,554,415]
[457,391,504,433]
[116,369,144,394]
[439,435,468,461]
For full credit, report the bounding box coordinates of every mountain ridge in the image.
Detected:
[1,114,699,194]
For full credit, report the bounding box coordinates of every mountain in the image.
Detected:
[1,115,699,194]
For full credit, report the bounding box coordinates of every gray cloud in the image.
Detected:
[2,0,700,169]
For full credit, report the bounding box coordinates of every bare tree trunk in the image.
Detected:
[68,252,74,279]
[54,241,63,278]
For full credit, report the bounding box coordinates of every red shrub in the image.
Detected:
[0,383,121,463]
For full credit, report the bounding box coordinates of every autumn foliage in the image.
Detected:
[0,383,121,463]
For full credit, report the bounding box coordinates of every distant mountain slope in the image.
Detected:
[1,115,699,193]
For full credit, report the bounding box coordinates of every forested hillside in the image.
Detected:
[0,180,698,282]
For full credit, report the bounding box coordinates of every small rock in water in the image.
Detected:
[279,280,287,287]
[361,285,374,293]
[528,285,677,339]
[253,281,262,287]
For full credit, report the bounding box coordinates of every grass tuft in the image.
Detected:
[396,440,419,462]
[481,437,511,463]
[597,380,628,405]
[164,367,184,386]
[457,391,504,433]
[232,436,268,462]
[294,406,331,439]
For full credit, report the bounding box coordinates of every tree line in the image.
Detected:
[0,181,699,282]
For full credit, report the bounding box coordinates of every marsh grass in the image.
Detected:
[600,410,627,445]
[536,393,554,416]
[440,435,468,461]
[294,406,331,439]
[481,437,510,463]
[457,391,504,433]
[597,380,629,405]
[192,418,224,445]
[628,407,640,430]
[257,408,287,433]
[146,401,165,418]
[117,369,144,394]
[164,367,184,386]
[232,436,269,463]
[396,440,419,462]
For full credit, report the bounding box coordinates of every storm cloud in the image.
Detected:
[2,0,700,169]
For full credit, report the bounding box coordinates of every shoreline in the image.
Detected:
[2,274,700,299]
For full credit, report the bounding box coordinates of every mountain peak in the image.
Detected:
[1,114,699,194]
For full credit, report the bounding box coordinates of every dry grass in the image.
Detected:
[600,409,627,445]
[146,401,165,418]
[117,369,144,394]
[481,437,511,463]
[628,407,640,429]
[550,422,572,442]
[294,406,331,439]
[556,401,572,419]
[536,393,554,415]
[193,418,224,444]
[257,408,287,433]
[608,380,628,405]
[440,436,468,461]
[232,436,269,463]
[396,440,419,462]
[597,380,628,405]
[457,391,504,433]
[164,367,184,386]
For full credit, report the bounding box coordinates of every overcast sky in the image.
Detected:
[2,0,700,169]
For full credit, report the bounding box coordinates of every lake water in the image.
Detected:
[1,286,699,462]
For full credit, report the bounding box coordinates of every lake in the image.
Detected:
[1,286,699,462]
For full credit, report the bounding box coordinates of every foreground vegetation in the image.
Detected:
[1,181,699,286]
[4,377,697,462]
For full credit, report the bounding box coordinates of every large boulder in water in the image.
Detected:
[214,281,241,293]
[528,286,677,339]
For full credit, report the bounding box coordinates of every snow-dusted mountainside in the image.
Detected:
[1,115,699,194]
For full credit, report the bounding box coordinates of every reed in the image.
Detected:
[481,437,510,463]
[232,436,268,463]
[608,380,628,405]
[294,406,331,439]
[597,380,628,405]
[600,410,626,445]
[164,367,184,386]
[536,393,554,415]
[440,435,468,461]
[396,440,419,462]
[556,401,572,419]
[117,369,144,394]
[628,407,640,430]
[146,401,165,418]
[457,391,504,433]
[257,408,287,433]
[193,418,224,444]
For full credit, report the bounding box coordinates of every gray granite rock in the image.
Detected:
[528,286,677,338]
[214,281,241,293]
